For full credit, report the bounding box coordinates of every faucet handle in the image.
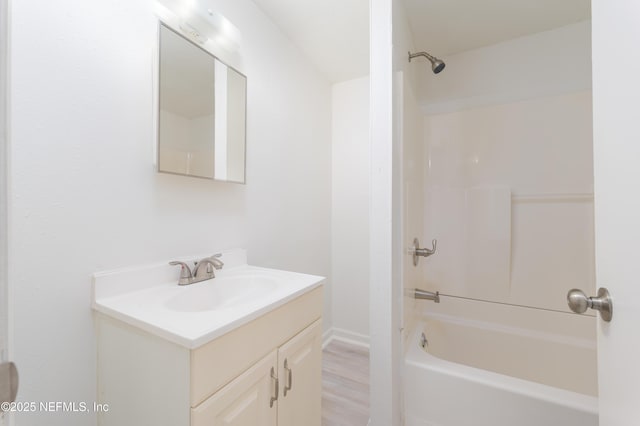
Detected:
[169,261,193,284]
[209,253,224,270]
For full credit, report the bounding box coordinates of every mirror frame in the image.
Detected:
[156,22,247,184]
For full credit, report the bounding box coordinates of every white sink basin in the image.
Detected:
[92,250,325,348]
[164,276,279,312]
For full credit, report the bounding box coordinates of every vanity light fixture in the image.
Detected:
[206,9,241,52]
[155,0,241,51]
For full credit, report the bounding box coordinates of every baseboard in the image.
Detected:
[322,327,370,349]
[322,328,333,349]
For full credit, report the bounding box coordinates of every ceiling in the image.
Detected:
[404,0,591,57]
[251,0,369,83]
[251,0,590,84]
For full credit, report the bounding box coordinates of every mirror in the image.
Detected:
[158,23,247,183]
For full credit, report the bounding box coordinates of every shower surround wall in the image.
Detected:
[423,91,594,312]
[417,21,592,114]
[401,22,597,426]
[411,21,594,332]
[400,74,425,343]
[9,1,331,425]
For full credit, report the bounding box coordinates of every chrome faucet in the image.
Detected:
[414,288,440,303]
[169,254,224,285]
[193,255,224,279]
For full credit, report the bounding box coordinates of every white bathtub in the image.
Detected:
[404,315,598,426]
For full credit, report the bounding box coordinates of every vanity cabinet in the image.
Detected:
[96,286,323,426]
[192,351,277,425]
[192,320,322,426]
[277,320,322,426]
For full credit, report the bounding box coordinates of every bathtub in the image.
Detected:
[404,315,598,426]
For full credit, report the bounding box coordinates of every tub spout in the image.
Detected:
[414,288,440,303]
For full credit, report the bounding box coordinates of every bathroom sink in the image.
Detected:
[164,275,279,312]
[92,250,325,348]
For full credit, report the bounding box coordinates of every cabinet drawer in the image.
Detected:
[190,286,323,406]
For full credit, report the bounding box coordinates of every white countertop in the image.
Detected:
[92,250,324,349]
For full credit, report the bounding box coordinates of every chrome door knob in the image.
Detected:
[567,287,613,322]
[567,289,590,313]
[0,362,18,411]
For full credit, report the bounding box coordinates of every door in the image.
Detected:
[592,1,640,424]
[277,320,322,426]
[0,0,16,423]
[191,351,278,426]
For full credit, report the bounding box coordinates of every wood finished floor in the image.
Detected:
[322,340,370,426]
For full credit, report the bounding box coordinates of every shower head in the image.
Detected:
[408,51,446,74]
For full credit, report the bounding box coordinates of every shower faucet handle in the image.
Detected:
[412,238,437,266]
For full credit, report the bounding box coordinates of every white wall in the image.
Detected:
[369,0,398,423]
[367,0,422,424]
[0,0,8,370]
[8,0,331,425]
[331,76,369,343]
[328,63,422,355]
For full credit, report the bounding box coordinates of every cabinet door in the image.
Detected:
[192,350,278,426]
[277,319,322,426]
